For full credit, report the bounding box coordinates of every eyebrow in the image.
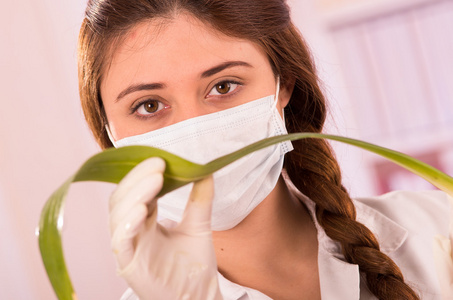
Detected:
[116,82,165,102]
[115,61,252,102]
[201,61,252,78]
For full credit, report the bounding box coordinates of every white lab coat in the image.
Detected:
[120,188,453,300]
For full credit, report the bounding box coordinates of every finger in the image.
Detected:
[111,203,148,269]
[110,157,165,211]
[110,172,163,234]
[179,175,214,232]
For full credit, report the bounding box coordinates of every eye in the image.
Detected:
[208,81,240,96]
[133,99,168,116]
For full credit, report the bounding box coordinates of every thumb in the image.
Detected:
[178,175,214,233]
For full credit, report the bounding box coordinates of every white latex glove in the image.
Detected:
[109,157,223,300]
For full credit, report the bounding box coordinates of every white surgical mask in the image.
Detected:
[107,81,293,230]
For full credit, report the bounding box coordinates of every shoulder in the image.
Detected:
[354,190,451,237]
[354,190,452,298]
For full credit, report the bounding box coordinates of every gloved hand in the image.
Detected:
[109,157,223,300]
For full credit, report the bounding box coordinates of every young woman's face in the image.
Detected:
[101,13,290,141]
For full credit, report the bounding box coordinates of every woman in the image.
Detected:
[78,0,452,299]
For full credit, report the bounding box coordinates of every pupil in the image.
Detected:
[216,83,230,94]
[144,101,158,113]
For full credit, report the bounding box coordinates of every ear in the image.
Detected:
[279,77,295,108]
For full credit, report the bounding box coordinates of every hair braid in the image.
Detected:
[285,136,420,299]
[275,21,420,298]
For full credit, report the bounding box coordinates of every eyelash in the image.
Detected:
[129,79,243,119]
[207,80,242,98]
[130,98,168,118]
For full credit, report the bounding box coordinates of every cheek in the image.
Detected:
[106,122,120,142]
[103,103,118,130]
[102,99,128,141]
[104,106,125,141]
[107,118,137,141]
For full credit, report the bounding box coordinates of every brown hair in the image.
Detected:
[78,0,419,298]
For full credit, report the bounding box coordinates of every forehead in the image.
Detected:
[101,13,269,90]
[118,14,258,58]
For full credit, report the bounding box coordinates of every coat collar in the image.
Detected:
[353,199,408,253]
[287,178,409,255]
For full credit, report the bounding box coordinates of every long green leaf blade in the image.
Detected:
[39,133,453,299]
[207,133,453,195]
[72,145,208,195]
[38,177,75,300]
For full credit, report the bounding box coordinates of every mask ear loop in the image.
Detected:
[105,124,119,148]
[272,76,281,110]
[272,76,286,123]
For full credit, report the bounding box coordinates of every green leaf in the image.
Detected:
[38,133,453,299]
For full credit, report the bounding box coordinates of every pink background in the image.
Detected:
[1,0,451,298]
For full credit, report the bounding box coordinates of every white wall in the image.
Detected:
[0,0,127,298]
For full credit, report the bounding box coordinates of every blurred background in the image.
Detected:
[0,0,452,298]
